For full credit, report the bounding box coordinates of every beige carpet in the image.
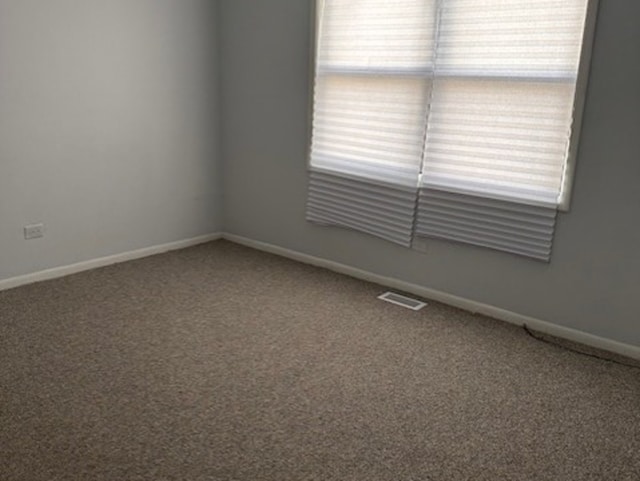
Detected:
[1,240,639,481]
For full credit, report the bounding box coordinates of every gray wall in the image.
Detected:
[0,0,222,281]
[219,0,640,347]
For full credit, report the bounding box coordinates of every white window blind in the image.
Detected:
[421,0,589,206]
[415,189,558,261]
[415,0,590,260]
[307,0,593,259]
[310,0,436,187]
[306,0,436,247]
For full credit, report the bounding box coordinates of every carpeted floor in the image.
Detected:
[1,240,639,481]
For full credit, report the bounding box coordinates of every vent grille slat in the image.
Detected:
[378,291,427,310]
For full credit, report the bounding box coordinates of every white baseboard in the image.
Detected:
[223,233,640,361]
[3,230,637,360]
[0,233,222,292]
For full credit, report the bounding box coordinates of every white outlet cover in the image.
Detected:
[24,223,45,239]
[412,238,429,253]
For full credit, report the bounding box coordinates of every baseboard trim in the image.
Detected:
[223,233,640,361]
[0,233,222,292]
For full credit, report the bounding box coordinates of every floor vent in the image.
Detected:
[377,291,427,311]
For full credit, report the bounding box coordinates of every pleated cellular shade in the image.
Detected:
[307,0,436,245]
[311,74,431,187]
[307,170,418,247]
[308,0,592,256]
[310,0,436,187]
[422,0,589,204]
[416,189,557,261]
[436,0,588,77]
[316,0,436,72]
[422,79,577,205]
[415,0,589,259]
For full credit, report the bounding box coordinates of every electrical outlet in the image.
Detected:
[412,237,429,254]
[24,223,45,240]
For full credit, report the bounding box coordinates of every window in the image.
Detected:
[307,0,596,261]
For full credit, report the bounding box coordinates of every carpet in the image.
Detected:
[1,240,639,480]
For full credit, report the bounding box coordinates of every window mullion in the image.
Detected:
[419,0,446,182]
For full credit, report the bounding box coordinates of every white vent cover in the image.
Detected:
[377,292,427,311]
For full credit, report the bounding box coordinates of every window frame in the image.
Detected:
[559,0,599,211]
[307,0,600,212]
